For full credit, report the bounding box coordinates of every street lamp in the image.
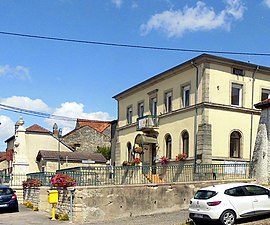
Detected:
[53,123,62,171]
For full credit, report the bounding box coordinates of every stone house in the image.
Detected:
[62,119,112,153]
[112,54,270,167]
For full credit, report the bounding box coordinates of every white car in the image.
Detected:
[189,183,270,225]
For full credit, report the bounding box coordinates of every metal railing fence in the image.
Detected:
[26,172,55,186]
[24,163,251,187]
[0,173,27,186]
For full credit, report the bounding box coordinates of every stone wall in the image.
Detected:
[23,179,252,223]
[63,126,111,153]
[197,123,212,164]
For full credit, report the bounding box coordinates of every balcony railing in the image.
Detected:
[136,115,158,131]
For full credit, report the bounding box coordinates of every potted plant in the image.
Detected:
[134,146,143,154]
[22,178,42,189]
[132,157,142,166]
[160,156,169,165]
[176,153,187,161]
[50,174,76,189]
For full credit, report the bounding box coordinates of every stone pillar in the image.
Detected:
[13,117,29,175]
[252,100,270,183]
[197,123,212,164]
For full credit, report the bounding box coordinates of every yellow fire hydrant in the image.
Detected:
[48,190,59,220]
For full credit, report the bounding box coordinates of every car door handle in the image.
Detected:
[253,199,258,202]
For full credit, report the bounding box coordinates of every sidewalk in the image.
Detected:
[0,204,189,225]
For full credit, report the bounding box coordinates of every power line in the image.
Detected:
[1,31,270,56]
[0,103,76,122]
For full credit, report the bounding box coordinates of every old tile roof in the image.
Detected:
[254,98,270,109]
[76,119,111,133]
[26,124,50,133]
[36,150,107,163]
[0,152,6,162]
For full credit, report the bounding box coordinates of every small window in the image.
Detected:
[231,83,243,106]
[127,106,133,124]
[150,97,157,117]
[261,89,270,101]
[138,102,144,118]
[164,91,172,113]
[182,85,190,107]
[194,190,217,200]
[232,68,245,76]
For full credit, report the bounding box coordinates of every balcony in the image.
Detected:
[136,115,158,131]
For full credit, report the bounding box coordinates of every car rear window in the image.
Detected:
[0,188,13,195]
[194,190,217,199]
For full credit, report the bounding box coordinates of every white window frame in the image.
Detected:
[182,85,190,107]
[261,89,270,101]
[165,91,172,113]
[127,106,133,124]
[150,96,157,117]
[138,102,144,118]
[231,83,243,107]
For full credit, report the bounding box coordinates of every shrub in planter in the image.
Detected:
[50,174,76,188]
[22,178,42,188]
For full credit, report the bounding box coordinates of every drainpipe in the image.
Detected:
[191,61,199,176]
[249,66,259,164]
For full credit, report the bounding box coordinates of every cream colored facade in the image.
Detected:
[113,54,270,166]
[7,117,71,175]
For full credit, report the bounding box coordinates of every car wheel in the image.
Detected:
[219,210,236,225]
[192,219,202,225]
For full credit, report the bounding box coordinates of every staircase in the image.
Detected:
[145,174,164,183]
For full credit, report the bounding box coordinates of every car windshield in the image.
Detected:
[0,188,12,195]
[194,190,217,199]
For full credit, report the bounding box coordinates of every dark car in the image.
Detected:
[0,186,19,212]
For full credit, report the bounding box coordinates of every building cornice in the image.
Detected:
[113,54,270,101]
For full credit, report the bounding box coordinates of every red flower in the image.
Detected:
[160,156,169,165]
[50,174,76,188]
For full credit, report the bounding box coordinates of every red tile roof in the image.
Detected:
[254,98,270,109]
[26,124,50,133]
[77,119,111,133]
[0,152,6,162]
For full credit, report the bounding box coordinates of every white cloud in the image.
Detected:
[0,115,15,143]
[112,0,123,8]
[0,65,30,80]
[45,102,114,135]
[140,0,246,37]
[225,0,246,19]
[0,96,51,113]
[0,96,114,138]
[263,0,270,8]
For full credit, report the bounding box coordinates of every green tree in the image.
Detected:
[96,146,111,160]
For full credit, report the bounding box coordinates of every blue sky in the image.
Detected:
[0,0,270,149]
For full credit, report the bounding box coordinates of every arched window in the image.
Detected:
[127,142,132,161]
[165,134,172,159]
[182,131,189,156]
[230,131,241,158]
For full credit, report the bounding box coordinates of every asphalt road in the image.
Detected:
[1,204,270,225]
